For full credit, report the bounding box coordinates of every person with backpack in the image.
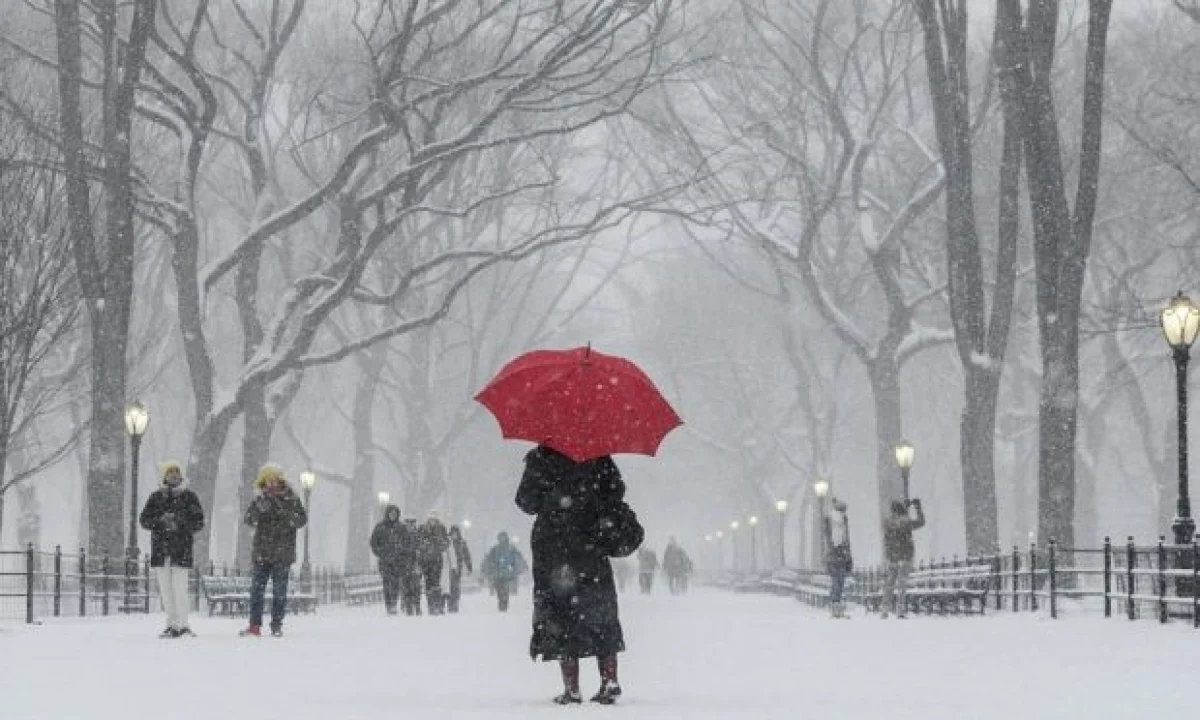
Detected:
[516,445,644,706]
[481,532,527,612]
[400,518,424,615]
[138,461,205,638]
[662,538,689,595]
[637,547,658,594]
[418,513,451,615]
[823,499,853,618]
[881,498,925,619]
[445,525,473,613]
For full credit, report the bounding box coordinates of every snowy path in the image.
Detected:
[3,589,1196,719]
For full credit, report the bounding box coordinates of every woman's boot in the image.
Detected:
[554,658,582,704]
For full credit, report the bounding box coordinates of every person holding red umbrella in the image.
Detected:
[479,345,679,705]
[516,444,644,705]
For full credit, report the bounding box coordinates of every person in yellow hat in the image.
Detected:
[139,461,205,638]
[240,464,307,637]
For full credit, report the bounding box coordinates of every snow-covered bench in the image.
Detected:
[200,575,317,616]
[863,562,994,616]
[762,568,800,596]
[343,575,384,605]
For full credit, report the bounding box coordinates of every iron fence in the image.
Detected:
[0,544,366,623]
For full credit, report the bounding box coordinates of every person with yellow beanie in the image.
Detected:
[139,461,205,638]
[240,464,307,637]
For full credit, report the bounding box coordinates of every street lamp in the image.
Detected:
[123,401,149,613]
[813,480,830,567]
[748,516,759,573]
[715,530,725,573]
[1162,292,1200,546]
[775,500,789,568]
[894,440,915,501]
[377,491,390,516]
[299,470,316,587]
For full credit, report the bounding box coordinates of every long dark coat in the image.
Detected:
[371,505,415,574]
[245,488,307,567]
[138,483,205,568]
[515,446,644,662]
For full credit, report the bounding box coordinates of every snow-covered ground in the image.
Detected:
[2,589,1195,719]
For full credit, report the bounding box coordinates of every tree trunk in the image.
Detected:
[86,317,129,557]
[345,348,385,572]
[235,388,271,567]
[189,408,241,565]
[961,367,1002,554]
[868,358,904,527]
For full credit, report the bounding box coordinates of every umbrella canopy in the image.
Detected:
[475,346,682,462]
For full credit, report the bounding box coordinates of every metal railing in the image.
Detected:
[720,535,1200,627]
[0,544,373,623]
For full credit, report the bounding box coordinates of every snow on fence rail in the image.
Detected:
[0,544,376,623]
[720,535,1200,627]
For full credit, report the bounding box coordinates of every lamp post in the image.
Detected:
[377,491,390,516]
[123,401,149,613]
[775,500,789,568]
[1162,292,1200,547]
[894,440,915,502]
[730,520,740,573]
[715,530,725,573]
[748,516,759,573]
[813,479,830,566]
[299,470,316,588]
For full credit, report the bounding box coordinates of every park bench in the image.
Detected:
[343,575,385,605]
[200,574,317,617]
[731,572,771,594]
[762,568,800,596]
[863,562,993,616]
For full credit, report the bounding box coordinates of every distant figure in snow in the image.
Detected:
[445,526,473,613]
[240,464,307,637]
[370,504,413,615]
[881,499,925,619]
[663,538,690,595]
[481,532,527,612]
[637,546,658,594]
[516,445,644,705]
[400,518,424,615]
[139,461,205,638]
[613,558,633,593]
[418,512,451,615]
[822,499,853,619]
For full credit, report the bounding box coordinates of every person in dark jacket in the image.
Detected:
[663,538,689,595]
[481,532,527,612]
[823,499,853,618]
[240,464,308,636]
[370,505,412,615]
[418,513,451,615]
[139,461,205,638]
[445,526,473,613]
[881,499,925,619]
[400,518,424,615]
[516,445,644,706]
[637,547,658,594]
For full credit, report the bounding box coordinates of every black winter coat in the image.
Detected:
[371,506,416,573]
[516,446,644,662]
[418,520,450,564]
[245,489,307,567]
[139,485,205,568]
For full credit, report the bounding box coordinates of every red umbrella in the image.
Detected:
[475,346,682,462]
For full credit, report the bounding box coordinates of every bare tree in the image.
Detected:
[996,0,1114,549]
[911,0,1019,554]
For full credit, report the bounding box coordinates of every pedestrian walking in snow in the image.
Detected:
[663,538,689,595]
[400,518,424,615]
[516,445,644,706]
[881,499,925,619]
[823,499,853,618]
[139,461,205,638]
[445,526,473,613]
[613,558,633,593]
[481,532,527,613]
[419,513,451,615]
[240,464,307,637]
[637,546,658,595]
[370,504,412,615]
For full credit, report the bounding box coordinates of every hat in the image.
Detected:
[256,463,287,489]
[160,461,182,479]
[832,499,847,512]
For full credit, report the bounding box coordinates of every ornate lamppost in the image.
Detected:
[729,520,740,573]
[123,401,149,612]
[1162,292,1200,546]
[748,516,759,573]
[299,470,316,589]
[813,479,830,566]
[774,500,789,568]
[894,440,915,502]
